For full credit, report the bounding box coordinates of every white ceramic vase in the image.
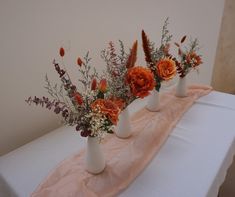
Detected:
[115,107,132,138]
[175,76,187,97]
[146,89,160,112]
[85,136,105,174]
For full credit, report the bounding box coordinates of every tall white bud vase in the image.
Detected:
[85,136,105,174]
[115,107,131,138]
[146,89,160,112]
[175,76,187,97]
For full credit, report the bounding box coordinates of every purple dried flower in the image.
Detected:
[62,109,69,118]
[54,107,61,114]
[75,124,80,131]
[80,130,91,137]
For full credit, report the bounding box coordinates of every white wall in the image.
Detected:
[0,0,224,155]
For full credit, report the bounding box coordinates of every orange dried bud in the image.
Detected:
[91,78,97,90]
[99,79,108,93]
[77,57,83,66]
[178,48,182,56]
[59,47,65,57]
[74,93,83,105]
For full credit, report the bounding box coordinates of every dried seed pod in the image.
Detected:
[91,78,97,90]
[99,79,108,93]
[59,47,65,57]
[126,40,138,68]
[180,35,187,43]
[142,30,153,65]
[174,42,180,47]
[77,57,83,66]
[178,48,182,56]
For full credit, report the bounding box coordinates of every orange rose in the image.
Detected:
[126,66,155,98]
[156,58,176,81]
[91,99,120,125]
[98,79,108,93]
[186,52,202,68]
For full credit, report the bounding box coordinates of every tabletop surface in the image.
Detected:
[0,90,235,197]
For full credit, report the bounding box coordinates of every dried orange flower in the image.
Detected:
[91,99,120,125]
[59,47,65,57]
[126,66,155,98]
[109,97,125,110]
[186,52,202,68]
[77,57,83,66]
[98,79,108,93]
[156,58,176,81]
[91,78,97,90]
[73,92,83,105]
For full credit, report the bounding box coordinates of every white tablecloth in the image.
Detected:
[0,91,235,197]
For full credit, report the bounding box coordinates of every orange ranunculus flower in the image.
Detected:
[91,99,120,125]
[109,97,125,110]
[98,79,108,93]
[186,52,202,68]
[126,66,155,98]
[156,58,176,81]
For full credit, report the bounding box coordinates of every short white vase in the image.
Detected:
[175,76,187,97]
[85,136,105,174]
[146,89,160,112]
[115,107,131,138]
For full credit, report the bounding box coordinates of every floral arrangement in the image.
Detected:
[26,48,121,139]
[174,36,203,78]
[141,18,177,91]
[101,40,155,109]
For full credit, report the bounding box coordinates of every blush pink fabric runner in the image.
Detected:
[31,85,212,197]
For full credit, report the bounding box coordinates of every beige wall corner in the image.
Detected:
[211,0,235,94]
[213,2,235,196]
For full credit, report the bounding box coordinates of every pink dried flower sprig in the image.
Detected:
[25,96,70,120]
[101,40,137,108]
